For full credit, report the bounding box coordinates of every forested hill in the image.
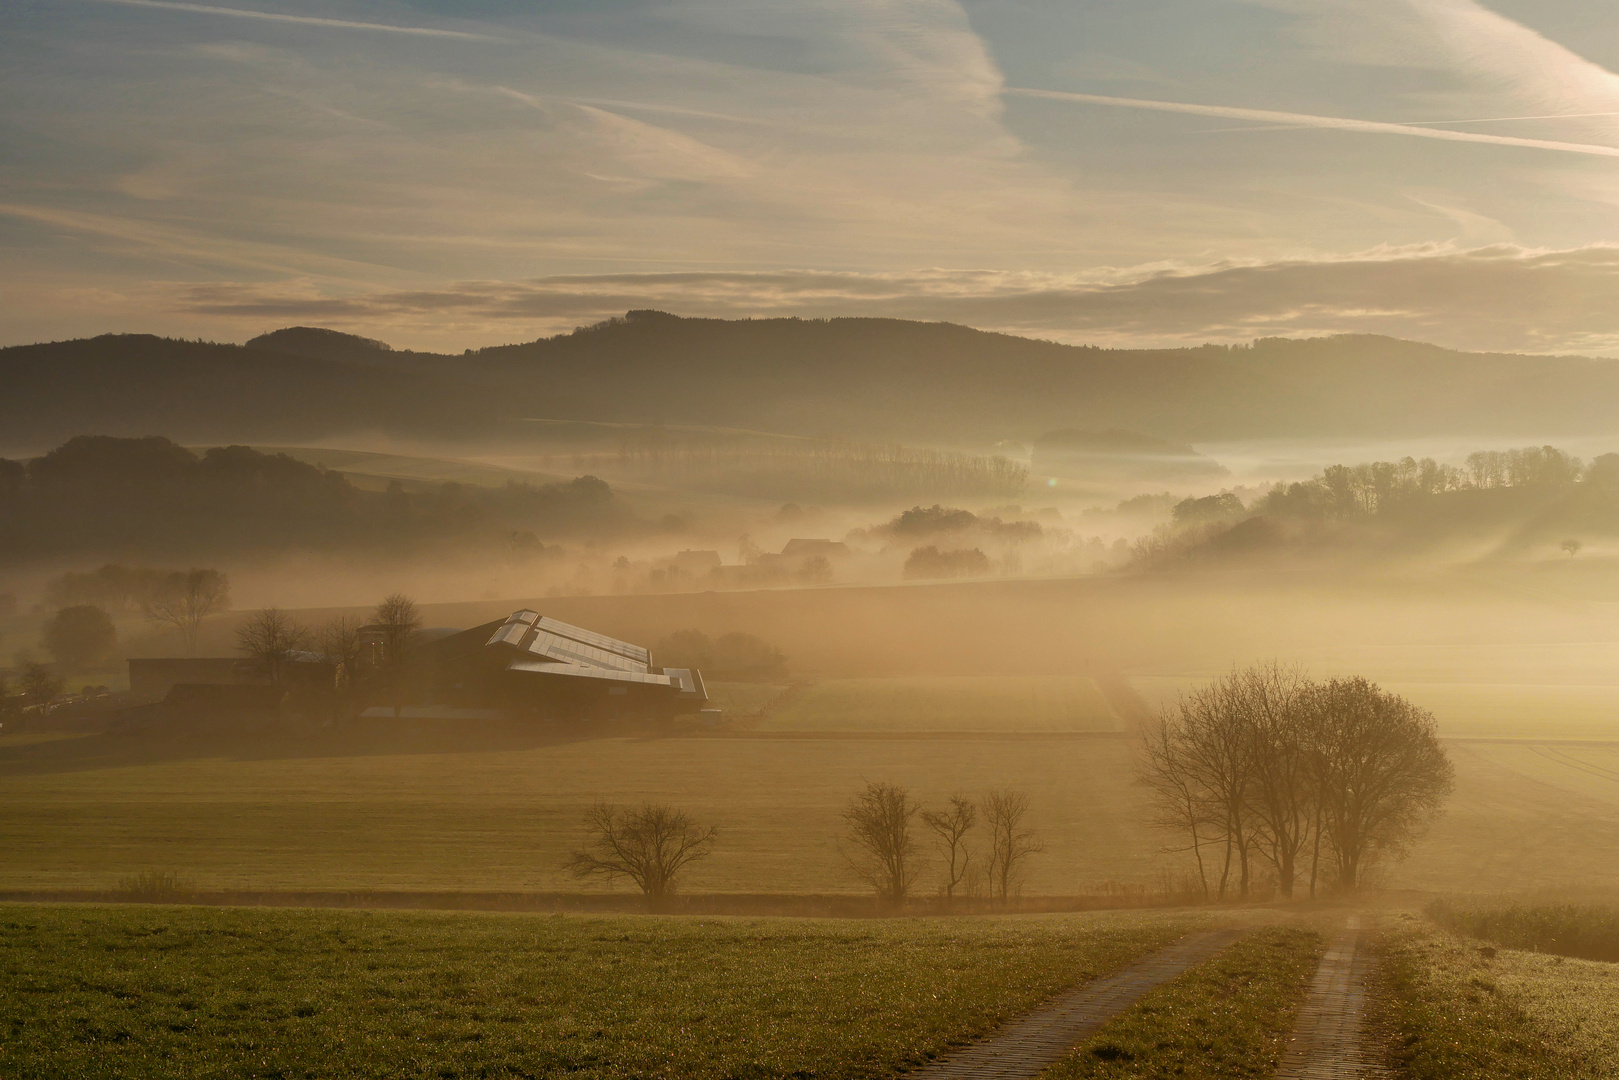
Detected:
[6,312,1619,451]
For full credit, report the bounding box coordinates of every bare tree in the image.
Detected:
[235,608,311,686]
[1138,713,1218,901]
[19,662,63,712]
[567,803,717,910]
[984,789,1044,905]
[143,568,230,654]
[1175,676,1259,899]
[921,795,977,906]
[372,593,421,663]
[1234,663,1314,898]
[372,594,422,717]
[844,781,921,908]
[1303,678,1454,891]
[319,615,368,687]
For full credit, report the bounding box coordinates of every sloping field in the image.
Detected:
[755,676,1121,733]
[0,730,1151,895]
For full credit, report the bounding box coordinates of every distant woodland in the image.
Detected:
[8,313,1619,448]
[0,436,624,564]
[1135,445,1619,565]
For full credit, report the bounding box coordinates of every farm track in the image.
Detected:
[909,927,1246,1079]
[1275,919,1387,1079]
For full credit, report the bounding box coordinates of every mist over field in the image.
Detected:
[13,0,1619,1075]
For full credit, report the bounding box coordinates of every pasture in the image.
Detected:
[0,905,1199,1079]
[8,715,1619,897]
[751,676,1120,732]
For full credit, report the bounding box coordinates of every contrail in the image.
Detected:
[1007,87,1619,159]
[70,0,499,40]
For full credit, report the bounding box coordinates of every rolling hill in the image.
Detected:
[5,311,1619,453]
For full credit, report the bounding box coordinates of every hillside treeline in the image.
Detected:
[0,436,624,563]
[13,315,1619,448]
[1134,445,1619,565]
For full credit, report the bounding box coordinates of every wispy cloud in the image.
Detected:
[1006,88,1619,158]
[158,246,1619,356]
[68,0,501,41]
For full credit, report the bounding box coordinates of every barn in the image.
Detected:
[401,610,707,721]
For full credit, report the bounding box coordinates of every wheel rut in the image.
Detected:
[909,927,1246,1080]
[1274,917,1387,1079]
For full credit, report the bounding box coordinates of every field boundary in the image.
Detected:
[690,730,1129,742]
[0,889,1208,916]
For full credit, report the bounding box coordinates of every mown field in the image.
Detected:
[0,905,1201,1080]
[750,676,1120,733]
[0,726,1150,894]
[8,716,1619,897]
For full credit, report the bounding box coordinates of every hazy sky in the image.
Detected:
[8,0,1619,352]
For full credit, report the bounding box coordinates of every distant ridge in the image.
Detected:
[246,326,394,363]
[4,313,1619,452]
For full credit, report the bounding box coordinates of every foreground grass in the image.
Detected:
[0,904,1200,1080]
[1042,926,1323,1080]
[1374,918,1618,1080]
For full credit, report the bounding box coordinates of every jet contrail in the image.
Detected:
[1007,87,1619,159]
[71,0,499,40]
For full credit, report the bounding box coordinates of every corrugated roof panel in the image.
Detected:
[487,619,533,648]
[525,629,649,673]
[536,616,650,666]
[507,658,677,686]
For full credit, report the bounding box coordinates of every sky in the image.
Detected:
[8,0,1619,353]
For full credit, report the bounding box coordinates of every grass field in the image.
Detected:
[752,676,1121,732]
[1048,925,1325,1080]
[1375,916,1619,1080]
[0,905,1201,1080]
[0,727,1154,894]
[9,715,1619,895]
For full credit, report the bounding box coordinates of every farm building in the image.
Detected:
[383,610,707,721]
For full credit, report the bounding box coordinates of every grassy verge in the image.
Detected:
[1041,925,1324,1080]
[0,904,1200,1080]
[1428,898,1619,961]
[1373,919,1607,1080]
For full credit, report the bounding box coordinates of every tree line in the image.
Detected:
[0,435,622,563]
[1139,664,1453,898]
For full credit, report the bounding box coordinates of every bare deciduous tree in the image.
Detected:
[921,794,977,905]
[1303,677,1454,891]
[372,593,421,663]
[1234,663,1314,898]
[566,802,717,910]
[143,568,230,654]
[1139,664,1454,898]
[844,781,921,908]
[20,661,63,711]
[235,607,311,686]
[319,615,368,687]
[984,789,1043,904]
[1139,713,1219,901]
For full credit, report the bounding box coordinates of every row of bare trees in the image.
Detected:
[843,783,1043,908]
[1139,664,1453,898]
[565,783,1044,911]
